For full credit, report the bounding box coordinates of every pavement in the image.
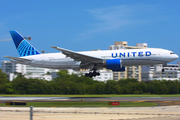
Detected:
[1,106,180,120]
[1,97,180,106]
[1,97,180,102]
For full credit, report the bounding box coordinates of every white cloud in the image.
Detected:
[77,4,167,41]
[88,5,132,32]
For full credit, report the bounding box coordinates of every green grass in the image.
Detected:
[0,101,158,107]
[0,94,180,97]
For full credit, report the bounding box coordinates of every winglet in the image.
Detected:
[51,46,58,49]
[51,46,63,52]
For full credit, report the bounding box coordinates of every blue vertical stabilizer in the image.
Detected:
[9,30,40,57]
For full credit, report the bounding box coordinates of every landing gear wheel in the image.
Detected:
[96,72,100,76]
[85,70,101,78]
[85,73,89,77]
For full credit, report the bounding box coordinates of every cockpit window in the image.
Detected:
[170,52,175,54]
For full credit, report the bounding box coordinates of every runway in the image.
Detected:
[0,96,180,102]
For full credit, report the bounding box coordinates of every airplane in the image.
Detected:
[4,30,179,78]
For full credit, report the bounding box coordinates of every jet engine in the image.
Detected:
[103,59,125,71]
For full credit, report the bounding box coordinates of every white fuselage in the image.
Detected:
[14,48,178,69]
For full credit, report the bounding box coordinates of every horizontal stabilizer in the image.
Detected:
[4,56,32,62]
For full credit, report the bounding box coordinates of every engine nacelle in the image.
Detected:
[104,59,125,71]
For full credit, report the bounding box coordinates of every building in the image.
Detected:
[1,60,58,81]
[113,66,142,81]
[141,63,180,81]
[9,73,52,81]
[1,61,16,74]
[91,69,113,82]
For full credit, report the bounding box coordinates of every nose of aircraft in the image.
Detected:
[174,54,179,60]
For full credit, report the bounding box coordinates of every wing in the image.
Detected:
[51,46,103,63]
[4,56,32,62]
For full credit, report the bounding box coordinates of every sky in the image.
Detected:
[0,0,180,63]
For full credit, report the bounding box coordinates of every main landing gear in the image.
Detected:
[85,69,100,78]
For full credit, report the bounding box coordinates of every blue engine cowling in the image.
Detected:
[105,59,125,71]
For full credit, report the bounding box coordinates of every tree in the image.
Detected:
[5,83,14,94]
[11,75,29,94]
[105,80,119,94]
[56,70,70,79]
[94,82,106,94]
[0,69,9,94]
[0,69,8,84]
